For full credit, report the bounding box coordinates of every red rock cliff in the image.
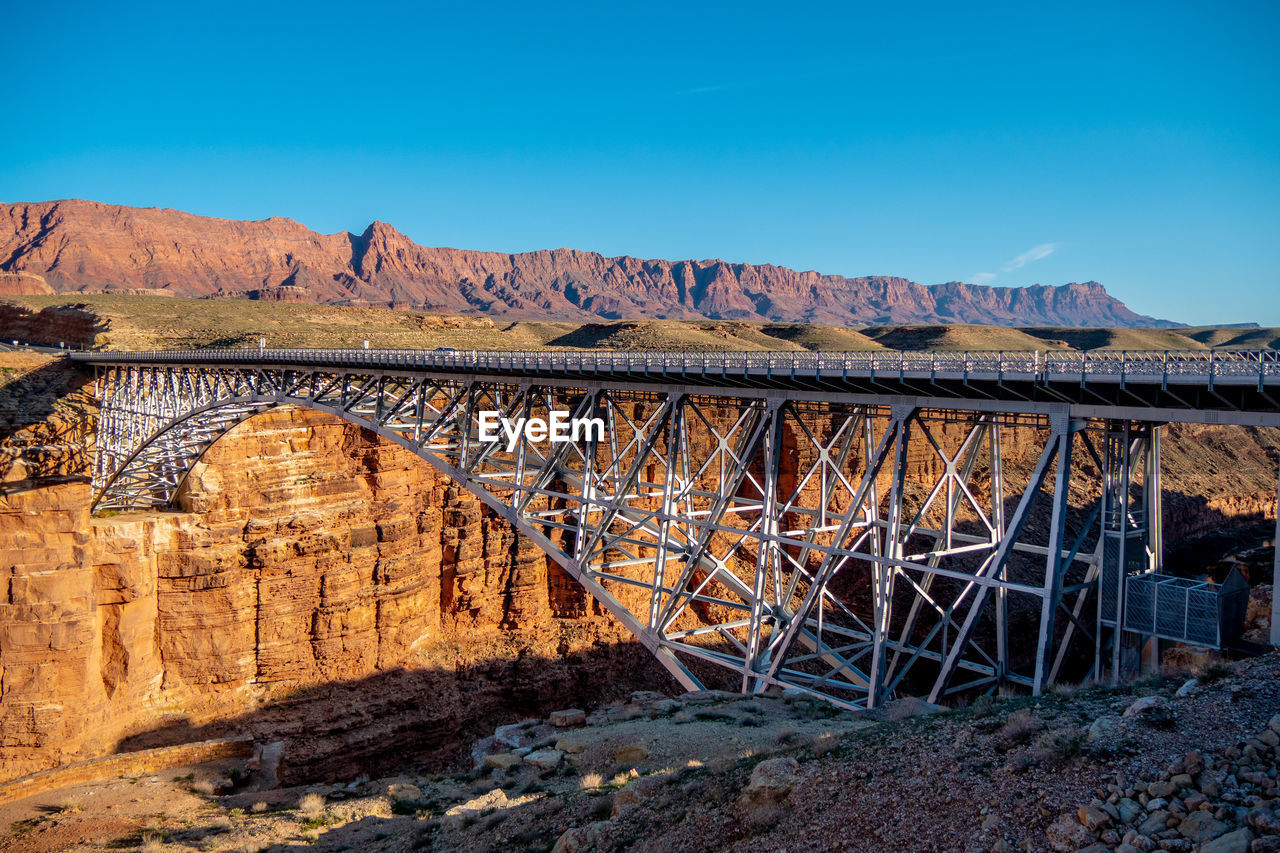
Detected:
[0,200,1170,327]
[0,380,667,784]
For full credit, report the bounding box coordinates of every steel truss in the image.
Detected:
[91,363,1178,707]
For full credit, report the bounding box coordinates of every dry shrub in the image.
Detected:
[775,726,807,746]
[1030,728,1086,764]
[57,798,83,814]
[139,833,166,853]
[190,779,218,796]
[608,769,638,788]
[1194,660,1233,684]
[579,772,604,790]
[296,792,326,816]
[250,801,269,813]
[996,709,1044,748]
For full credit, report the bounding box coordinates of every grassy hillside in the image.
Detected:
[3,294,1276,352]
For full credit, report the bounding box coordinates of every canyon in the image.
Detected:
[2,354,1278,792]
[0,200,1171,327]
[0,361,670,786]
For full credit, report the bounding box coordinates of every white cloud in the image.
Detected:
[971,272,996,284]
[1001,242,1061,273]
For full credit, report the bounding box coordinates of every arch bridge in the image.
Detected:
[70,347,1280,709]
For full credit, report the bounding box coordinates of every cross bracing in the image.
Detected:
[72,350,1280,708]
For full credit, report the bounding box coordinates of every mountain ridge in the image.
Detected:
[0,199,1176,327]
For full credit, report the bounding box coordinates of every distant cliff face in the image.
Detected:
[0,199,1171,327]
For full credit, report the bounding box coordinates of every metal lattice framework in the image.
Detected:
[76,348,1280,707]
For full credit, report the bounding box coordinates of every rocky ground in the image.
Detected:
[2,652,1279,853]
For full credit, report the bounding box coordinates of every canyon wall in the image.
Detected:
[0,200,1169,326]
[0,365,666,784]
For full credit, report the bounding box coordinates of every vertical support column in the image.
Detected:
[648,394,684,630]
[1272,460,1280,646]
[1110,423,1132,684]
[1143,424,1164,670]
[991,419,1008,682]
[1147,425,1163,574]
[1033,416,1076,694]
[745,399,785,691]
[867,405,913,708]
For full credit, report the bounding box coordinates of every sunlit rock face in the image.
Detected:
[0,199,1169,326]
[0,403,662,785]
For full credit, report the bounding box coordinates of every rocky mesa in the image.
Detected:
[0,199,1171,327]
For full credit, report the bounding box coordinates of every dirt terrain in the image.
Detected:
[2,653,1279,853]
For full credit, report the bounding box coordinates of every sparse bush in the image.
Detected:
[693,710,735,722]
[969,694,999,718]
[1045,681,1081,699]
[1194,660,1233,684]
[204,816,233,834]
[296,792,326,816]
[609,769,638,788]
[301,813,337,829]
[56,798,83,814]
[579,772,604,790]
[139,832,167,853]
[250,801,269,814]
[1031,728,1085,762]
[775,726,805,746]
[190,779,218,796]
[590,797,613,821]
[996,709,1044,748]
[738,715,764,728]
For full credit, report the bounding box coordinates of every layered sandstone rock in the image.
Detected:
[0,395,665,785]
[0,200,1168,326]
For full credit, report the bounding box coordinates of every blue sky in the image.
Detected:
[4,1,1278,325]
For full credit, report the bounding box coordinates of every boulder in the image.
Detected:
[1079,805,1112,831]
[742,757,800,806]
[1177,810,1229,843]
[483,752,522,770]
[1199,828,1255,853]
[611,785,642,818]
[549,709,586,728]
[552,821,608,853]
[1138,810,1171,836]
[1047,812,1097,851]
[524,748,564,770]
[614,744,648,766]
[1088,715,1124,743]
[555,738,588,755]
[1175,678,1200,698]
[1122,695,1167,719]
[1117,797,1144,825]
[386,783,421,803]
[445,788,509,821]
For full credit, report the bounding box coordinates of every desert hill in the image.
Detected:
[0,199,1171,327]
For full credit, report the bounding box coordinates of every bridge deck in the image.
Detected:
[70,347,1280,426]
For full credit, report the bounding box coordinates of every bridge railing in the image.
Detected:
[70,347,1280,383]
